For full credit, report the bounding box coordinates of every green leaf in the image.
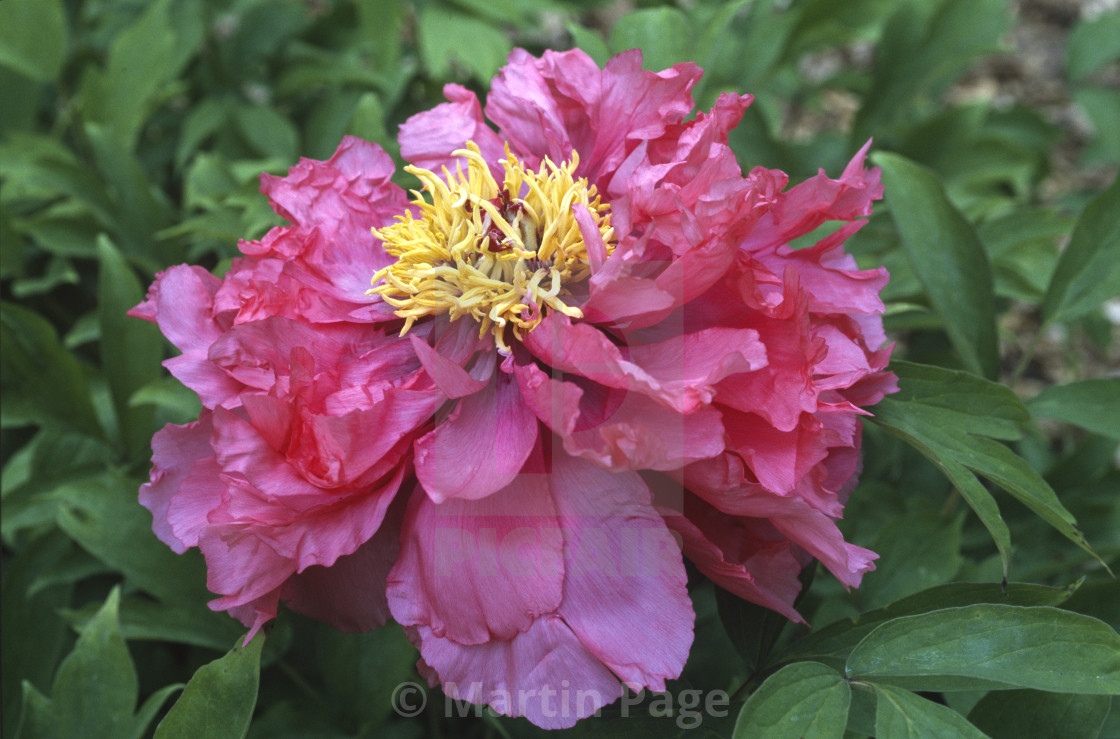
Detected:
[417,7,512,84]
[781,581,1080,670]
[0,0,67,82]
[846,605,1120,694]
[62,595,245,651]
[98,237,162,457]
[859,512,964,609]
[16,588,141,739]
[733,662,850,739]
[854,0,1010,141]
[874,152,999,378]
[1067,11,1120,82]
[78,0,202,149]
[872,684,988,739]
[52,472,211,606]
[567,24,610,67]
[154,634,263,739]
[967,689,1111,739]
[1041,173,1120,325]
[1073,87,1120,166]
[871,361,1098,578]
[608,8,693,73]
[2,532,75,738]
[1,302,102,437]
[232,104,299,162]
[718,566,814,674]
[1027,378,1120,441]
[315,624,419,729]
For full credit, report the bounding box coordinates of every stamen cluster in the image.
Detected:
[370,142,614,353]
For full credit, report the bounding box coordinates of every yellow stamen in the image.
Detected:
[368,142,615,353]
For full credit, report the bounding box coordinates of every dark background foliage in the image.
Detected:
[2,1,1118,737]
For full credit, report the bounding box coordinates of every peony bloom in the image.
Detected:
[133,47,895,728]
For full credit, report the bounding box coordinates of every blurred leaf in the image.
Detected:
[130,377,203,427]
[875,153,999,378]
[871,362,1098,578]
[967,689,1110,739]
[781,581,1080,670]
[609,8,692,73]
[176,98,229,170]
[1067,11,1120,82]
[978,207,1069,301]
[1042,172,1120,325]
[567,23,610,67]
[98,237,162,457]
[1027,378,1120,441]
[417,7,512,84]
[854,0,1010,142]
[154,634,264,739]
[2,532,75,738]
[316,624,419,729]
[846,605,1120,694]
[79,0,203,149]
[733,662,850,739]
[859,513,964,609]
[0,133,115,226]
[14,588,169,739]
[52,472,211,606]
[0,0,67,82]
[233,104,299,162]
[872,684,987,739]
[85,125,175,263]
[1074,87,1120,166]
[0,302,102,437]
[63,594,244,651]
[10,256,79,298]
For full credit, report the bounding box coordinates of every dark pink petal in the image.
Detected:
[281,503,403,632]
[414,369,538,502]
[661,499,804,623]
[387,466,565,645]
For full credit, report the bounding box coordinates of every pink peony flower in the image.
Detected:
[133,47,895,728]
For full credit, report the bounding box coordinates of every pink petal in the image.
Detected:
[282,504,402,632]
[412,618,622,729]
[387,464,565,645]
[409,334,488,399]
[139,415,216,553]
[414,368,538,502]
[399,84,507,174]
[550,451,693,691]
[661,496,805,623]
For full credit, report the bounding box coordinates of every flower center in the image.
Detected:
[369,142,614,354]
